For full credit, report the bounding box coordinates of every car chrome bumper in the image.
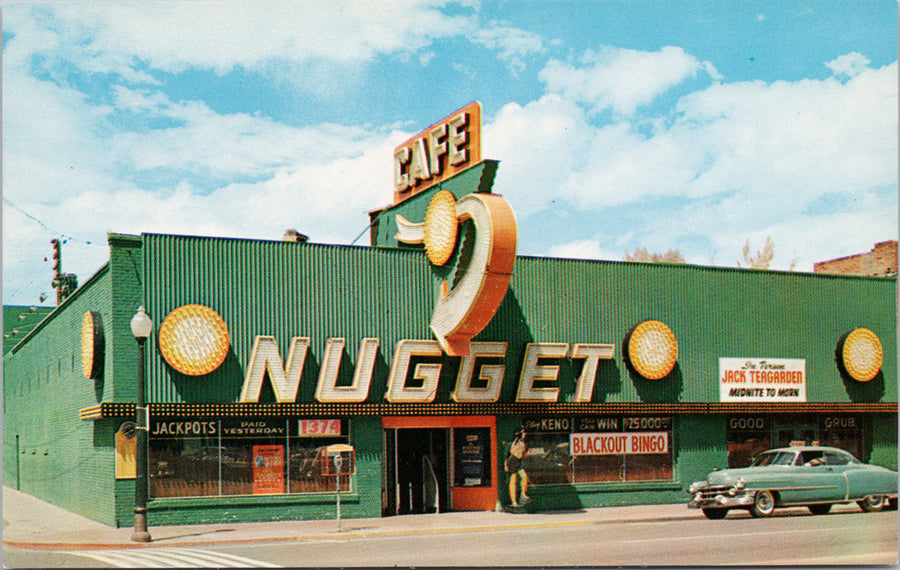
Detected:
[688,491,755,509]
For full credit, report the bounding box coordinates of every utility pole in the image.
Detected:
[50,239,78,304]
[51,239,63,304]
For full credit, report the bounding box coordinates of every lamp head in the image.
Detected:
[130,305,153,339]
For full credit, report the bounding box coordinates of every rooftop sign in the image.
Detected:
[393,102,482,204]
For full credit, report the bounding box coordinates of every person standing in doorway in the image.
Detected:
[505,427,530,507]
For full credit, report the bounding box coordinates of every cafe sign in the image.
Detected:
[393,102,481,204]
[719,358,806,402]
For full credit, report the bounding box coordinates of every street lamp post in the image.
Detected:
[130,305,153,543]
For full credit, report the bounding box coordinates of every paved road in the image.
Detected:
[243,510,896,567]
[2,546,280,568]
[6,508,893,567]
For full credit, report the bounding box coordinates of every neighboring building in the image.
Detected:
[3,305,53,355]
[814,240,898,277]
[4,104,897,528]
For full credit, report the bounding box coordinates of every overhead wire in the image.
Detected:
[3,197,102,304]
[2,197,94,245]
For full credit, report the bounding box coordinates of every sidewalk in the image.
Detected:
[7,486,867,551]
[1,486,706,550]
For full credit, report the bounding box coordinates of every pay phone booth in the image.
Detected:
[320,444,355,530]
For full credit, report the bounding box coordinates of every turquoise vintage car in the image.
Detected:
[687,446,898,519]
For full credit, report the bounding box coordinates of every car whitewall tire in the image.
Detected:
[858,495,886,512]
[750,490,775,517]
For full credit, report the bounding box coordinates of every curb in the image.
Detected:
[2,512,699,551]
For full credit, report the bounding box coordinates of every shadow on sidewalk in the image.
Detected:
[149,528,237,543]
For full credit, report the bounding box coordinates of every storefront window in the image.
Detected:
[149,417,349,499]
[521,416,674,484]
[727,415,862,468]
[726,416,771,468]
[818,415,862,459]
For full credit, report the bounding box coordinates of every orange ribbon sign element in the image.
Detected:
[429,193,517,356]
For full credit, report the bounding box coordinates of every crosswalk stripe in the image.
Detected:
[67,547,281,568]
[68,550,161,568]
[168,548,282,567]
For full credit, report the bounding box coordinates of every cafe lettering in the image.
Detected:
[3,102,895,529]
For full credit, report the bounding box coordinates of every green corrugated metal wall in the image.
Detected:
[141,234,438,403]
[4,230,895,526]
[139,234,895,406]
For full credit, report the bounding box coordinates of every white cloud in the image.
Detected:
[486,56,897,270]
[547,239,621,262]
[673,62,898,203]
[471,21,544,72]
[826,52,871,78]
[493,59,898,211]
[107,90,384,181]
[2,2,896,307]
[4,1,496,77]
[482,95,592,217]
[538,46,718,116]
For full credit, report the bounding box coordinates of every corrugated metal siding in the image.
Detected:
[140,233,896,405]
[142,234,436,403]
[504,257,896,403]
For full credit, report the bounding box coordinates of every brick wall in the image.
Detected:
[2,267,119,525]
[814,240,898,276]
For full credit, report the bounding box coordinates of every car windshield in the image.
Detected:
[750,451,797,466]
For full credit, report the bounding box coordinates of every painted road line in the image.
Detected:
[66,547,281,568]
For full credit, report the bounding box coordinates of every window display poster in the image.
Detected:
[252,444,285,494]
[454,428,491,487]
[459,431,484,485]
[115,422,137,479]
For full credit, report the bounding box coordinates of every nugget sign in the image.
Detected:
[570,432,669,455]
[393,102,482,203]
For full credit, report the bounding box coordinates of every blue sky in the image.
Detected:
[3,0,897,306]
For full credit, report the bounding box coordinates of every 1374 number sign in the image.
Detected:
[298,419,342,437]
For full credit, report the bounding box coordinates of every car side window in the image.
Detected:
[773,452,795,465]
[799,451,825,466]
[824,452,850,465]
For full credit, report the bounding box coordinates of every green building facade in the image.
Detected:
[4,162,897,527]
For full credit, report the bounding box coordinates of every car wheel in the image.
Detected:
[702,508,728,519]
[750,490,775,517]
[807,504,831,515]
[858,495,886,512]
[888,497,898,511]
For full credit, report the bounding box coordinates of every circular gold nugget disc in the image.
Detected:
[158,304,230,376]
[628,320,678,380]
[423,190,458,266]
[841,328,882,382]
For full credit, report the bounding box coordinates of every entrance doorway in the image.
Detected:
[775,417,819,447]
[382,416,497,516]
[383,428,449,515]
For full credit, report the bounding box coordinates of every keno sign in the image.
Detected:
[719,358,806,402]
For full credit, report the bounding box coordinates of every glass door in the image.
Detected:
[775,416,819,448]
[382,416,497,515]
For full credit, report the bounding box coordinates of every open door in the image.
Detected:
[383,416,496,515]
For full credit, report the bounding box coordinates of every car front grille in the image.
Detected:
[695,485,732,499]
